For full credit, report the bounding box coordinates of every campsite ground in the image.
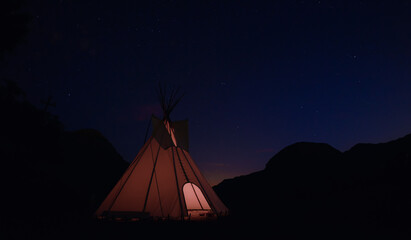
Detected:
[4,216,410,240]
[72,219,411,239]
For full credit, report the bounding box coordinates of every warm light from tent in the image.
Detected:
[183,183,211,210]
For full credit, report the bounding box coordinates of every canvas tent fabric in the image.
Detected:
[95,116,228,220]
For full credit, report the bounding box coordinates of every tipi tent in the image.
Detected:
[95,88,228,220]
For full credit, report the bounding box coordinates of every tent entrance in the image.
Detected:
[182,183,214,220]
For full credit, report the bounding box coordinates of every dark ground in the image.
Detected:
[3,216,410,240]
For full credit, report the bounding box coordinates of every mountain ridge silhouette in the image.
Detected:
[214,133,411,232]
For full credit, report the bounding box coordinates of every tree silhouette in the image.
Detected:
[0,0,30,57]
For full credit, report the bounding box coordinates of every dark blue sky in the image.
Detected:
[4,0,411,185]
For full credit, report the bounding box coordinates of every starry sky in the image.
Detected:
[4,0,411,185]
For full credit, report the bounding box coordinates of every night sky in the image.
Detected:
[4,0,411,185]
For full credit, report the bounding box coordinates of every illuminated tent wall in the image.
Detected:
[95,87,228,220]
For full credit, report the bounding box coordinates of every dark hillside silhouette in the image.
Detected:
[59,129,129,214]
[214,134,411,235]
[0,80,128,238]
[0,0,30,57]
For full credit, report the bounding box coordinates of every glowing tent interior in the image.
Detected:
[95,87,228,220]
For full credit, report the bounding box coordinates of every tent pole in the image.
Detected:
[175,147,189,182]
[142,130,165,213]
[172,146,185,220]
[189,182,204,209]
[148,140,165,217]
[107,139,151,212]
